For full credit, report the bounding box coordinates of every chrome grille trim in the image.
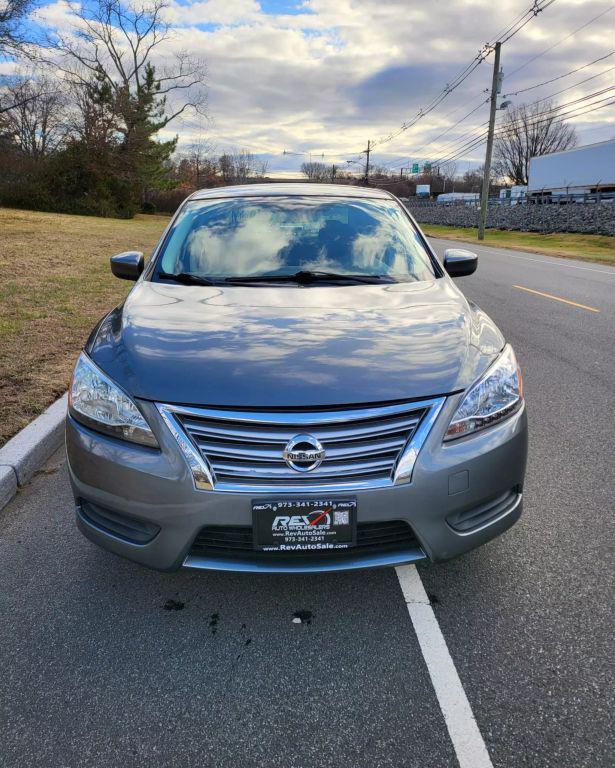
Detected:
[157,397,446,493]
[196,436,407,462]
[169,401,431,425]
[180,416,421,444]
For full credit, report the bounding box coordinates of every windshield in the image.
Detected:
[155,196,437,283]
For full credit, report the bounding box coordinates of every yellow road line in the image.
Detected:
[513,284,600,313]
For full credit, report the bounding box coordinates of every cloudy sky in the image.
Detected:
[23,0,615,173]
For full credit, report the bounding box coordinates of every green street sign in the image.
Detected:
[424,162,432,172]
[412,163,419,174]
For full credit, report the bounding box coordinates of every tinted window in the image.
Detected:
[157,196,436,282]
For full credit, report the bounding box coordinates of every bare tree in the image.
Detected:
[494,100,577,185]
[461,166,484,192]
[232,149,253,183]
[184,135,213,186]
[257,158,269,178]
[218,153,234,183]
[0,0,34,54]
[42,0,207,135]
[434,161,457,193]
[301,161,332,182]
[0,0,40,114]
[217,150,267,184]
[438,160,457,181]
[173,136,218,187]
[1,73,67,157]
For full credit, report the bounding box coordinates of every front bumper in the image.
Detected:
[66,395,528,572]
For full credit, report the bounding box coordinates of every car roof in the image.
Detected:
[190,183,395,201]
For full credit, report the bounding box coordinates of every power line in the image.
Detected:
[382,50,615,173]
[447,97,614,167]
[507,4,615,78]
[342,0,556,165]
[379,0,554,143]
[429,89,615,168]
[504,62,615,108]
[402,7,613,170]
[351,4,613,199]
[430,96,615,169]
[417,8,615,169]
[499,0,557,43]
[381,97,490,171]
[523,86,615,116]
[351,94,615,183]
[504,50,615,96]
[527,70,615,104]
[488,1,545,42]
[424,84,615,167]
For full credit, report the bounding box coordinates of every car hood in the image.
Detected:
[88,279,504,407]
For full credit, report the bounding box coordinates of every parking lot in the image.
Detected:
[0,239,612,768]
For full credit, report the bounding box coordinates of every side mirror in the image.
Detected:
[443,248,478,277]
[110,251,144,281]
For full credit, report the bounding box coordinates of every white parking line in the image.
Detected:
[396,565,493,768]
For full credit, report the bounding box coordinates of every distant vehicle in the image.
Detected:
[416,184,431,198]
[437,192,480,205]
[499,186,527,205]
[66,183,527,574]
[528,139,615,199]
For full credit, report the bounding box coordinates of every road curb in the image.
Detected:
[0,393,67,512]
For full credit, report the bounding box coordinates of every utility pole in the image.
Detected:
[363,140,371,185]
[478,41,502,241]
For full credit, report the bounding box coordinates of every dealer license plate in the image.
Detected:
[252,498,357,552]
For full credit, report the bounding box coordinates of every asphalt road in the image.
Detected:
[1,239,613,768]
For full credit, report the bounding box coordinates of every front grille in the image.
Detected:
[169,401,433,491]
[190,520,420,560]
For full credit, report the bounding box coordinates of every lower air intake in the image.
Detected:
[446,489,521,533]
[190,520,420,560]
[78,500,160,545]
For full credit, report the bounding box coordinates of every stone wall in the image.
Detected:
[400,200,615,236]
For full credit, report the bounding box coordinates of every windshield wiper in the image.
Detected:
[157,271,217,286]
[224,270,396,285]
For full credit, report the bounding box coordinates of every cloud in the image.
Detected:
[27,0,615,169]
[30,0,77,29]
[166,0,261,26]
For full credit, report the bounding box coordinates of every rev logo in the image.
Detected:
[272,509,331,530]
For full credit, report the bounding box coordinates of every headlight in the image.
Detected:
[444,344,523,441]
[69,353,158,447]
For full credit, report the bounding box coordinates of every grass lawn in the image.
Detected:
[421,224,615,265]
[0,208,169,447]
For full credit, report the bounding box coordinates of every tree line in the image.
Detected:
[300,159,495,198]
